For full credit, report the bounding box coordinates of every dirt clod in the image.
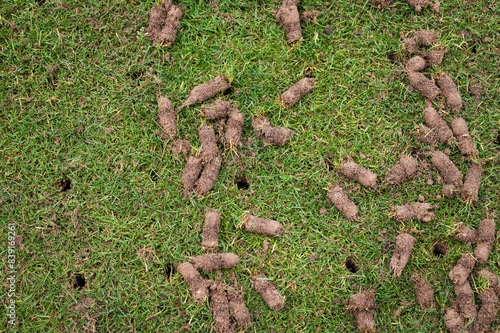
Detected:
[385,154,418,185]
[280,78,316,108]
[180,75,231,109]
[202,99,233,120]
[146,4,167,42]
[452,223,477,243]
[417,124,438,144]
[181,155,203,195]
[444,305,465,333]
[177,262,213,303]
[401,35,419,55]
[423,47,447,67]
[172,139,191,158]
[242,215,284,236]
[326,185,359,221]
[300,11,318,22]
[349,291,376,332]
[158,96,177,140]
[277,1,302,43]
[477,290,499,326]
[405,56,427,72]
[430,151,463,187]
[340,160,378,188]
[407,71,441,100]
[390,233,416,277]
[469,83,482,97]
[414,30,438,46]
[436,74,462,113]
[462,163,482,203]
[146,1,183,46]
[442,184,457,198]
[392,202,434,222]
[252,274,284,311]
[263,126,292,146]
[199,124,219,164]
[455,281,477,319]
[474,218,496,264]
[423,106,453,143]
[411,274,436,309]
[210,284,234,333]
[202,209,221,251]
[405,0,430,11]
[227,287,252,329]
[252,117,271,137]
[195,155,221,196]
[478,269,500,295]
[225,108,244,149]
[449,254,476,285]
[451,118,477,156]
[192,253,239,272]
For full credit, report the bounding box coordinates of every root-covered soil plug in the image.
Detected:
[474,218,496,264]
[348,291,376,332]
[454,281,477,319]
[411,274,436,309]
[280,78,316,108]
[340,161,378,188]
[181,155,203,195]
[477,289,499,326]
[242,215,284,236]
[227,288,252,329]
[210,284,234,333]
[277,1,302,43]
[146,4,167,41]
[444,304,465,333]
[423,47,447,67]
[436,74,462,113]
[385,154,418,185]
[225,109,244,149]
[177,262,213,303]
[462,163,482,202]
[157,1,183,47]
[196,155,221,196]
[407,71,441,100]
[477,269,499,293]
[390,233,416,277]
[326,185,358,221]
[199,124,219,164]
[180,75,231,109]
[451,118,476,156]
[452,223,477,243]
[401,34,419,55]
[202,99,233,120]
[263,126,292,146]
[158,96,177,140]
[192,253,239,272]
[417,124,438,144]
[423,106,453,143]
[202,209,221,251]
[252,117,271,137]
[252,274,284,311]
[442,184,458,198]
[449,254,475,285]
[430,151,463,187]
[413,30,439,46]
[405,56,427,72]
[392,202,434,222]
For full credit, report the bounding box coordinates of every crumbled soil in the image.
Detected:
[227,287,252,329]
[451,117,477,156]
[180,75,231,109]
[348,291,376,332]
[146,3,167,42]
[385,154,418,185]
[158,95,177,140]
[370,0,394,9]
[442,183,458,198]
[405,0,430,11]
[477,290,499,325]
[172,139,191,159]
[225,108,244,149]
[392,202,434,222]
[210,284,235,333]
[390,233,416,277]
[423,47,447,67]
[405,56,426,72]
[199,124,219,164]
[300,11,318,22]
[242,215,284,236]
[474,218,495,264]
[444,305,465,333]
[191,253,239,272]
[436,74,462,113]
[455,281,477,319]
[202,209,221,251]
[417,124,438,144]
[407,71,441,100]
[401,35,419,55]
[252,116,271,137]
[477,269,499,293]
[326,185,359,221]
[423,106,453,143]
[461,163,482,202]
[280,77,316,108]
[181,155,203,195]
[252,274,284,311]
[430,151,463,187]
[452,223,477,243]
[157,1,183,47]
[202,99,233,120]
[411,274,436,309]
[177,262,213,303]
[277,1,302,43]
[449,254,476,285]
[469,83,482,97]
[414,30,439,46]
[340,160,378,188]
[262,126,292,146]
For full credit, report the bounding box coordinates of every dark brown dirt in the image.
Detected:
[477,290,499,326]
[423,47,447,67]
[469,83,482,97]
[199,124,219,164]
[280,78,316,108]
[225,108,244,149]
[407,71,441,100]
[157,1,183,46]
[252,274,284,311]
[405,0,430,11]
[390,233,416,277]
[417,124,438,144]
[340,160,378,188]
[192,253,239,272]
[277,1,302,43]
[452,223,477,243]
[444,304,465,333]
[262,126,292,146]
[146,4,167,42]
[300,11,318,22]
[392,202,434,222]
[474,218,496,264]
[430,151,463,187]
[462,163,482,202]
[210,284,235,333]
[442,184,458,198]
[411,274,436,309]
[405,56,427,72]
[477,269,499,293]
[195,156,221,196]
[202,99,233,120]
[158,96,177,140]
[180,75,231,109]
[414,30,439,46]
[436,74,463,113]
[423,106,453,143]
[451,118,477,156]
[401,35,419,55]
[326,185,359,221]
[227,287,252,329]
[181,155,203,195]
[242,215,284,236]
[455,281,477,319]
[385,154,418,185]
[348,291,376,332]
[370,0,393,9]
[202,209,221,251]
[252,116,271,137]
[177,262,213,303]
[449,254,476,285]
[172,139,191,159]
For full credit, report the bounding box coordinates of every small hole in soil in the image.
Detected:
[74,274,86,290]
[495,131,500,147]
[471,45,477,54]
[235,176,249,190]
[433,242,448,257]
[128,71,144,80]
[165,263,175,277]
[223,87,234,96]
[60,178,72,192]
[36,0,46,5]
[388,52,398,64]
[345,257,359,273]
[150,170,159,182]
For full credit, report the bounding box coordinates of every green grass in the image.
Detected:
[1,0,499,331]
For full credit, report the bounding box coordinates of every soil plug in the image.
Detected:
[423,106,453,143]
[198,124,219,164]
[146,3,167,41]
[196,155,221,196]
[477,289,499,326]
[202,209,221,251]
[340,160,378,188]
[430,151,463,187]
[277,0,302,43]
[227,287,252,329]
[392,202,434,222]
[263,126,292,146]
[390,233,416,277]
[252,117,271,137]
[462,163,482,202]
[202,99,233,120]
[181,155,203,195]
[177,262,213,303]
[401,34,419,55]
[423,47,447,67]
[454,281,477,319]
[158,96,177,140]
[210,284,235,333]
[413,30,438,46]
[478,269,500,295]
[180,75,231,109]
[449,254,476,285]
[192,253,239,272]
[451,118,477,156]
[417,124,438,144]
[252,274,284,311]
[405,56,427,72]
[280,78,316,108]
[442,184,458,198]
[242,215,284,236]
[348,291,376,332]
[474,218,496,264]
[326,185,359,221]
[411,274,436,309]
[436,73,462,113]
[407,71,441,100]
[225,108,244,149]
[157,1,183,47]
[444,304,465,333]
[452,223,477,243]
[385,154,418,185]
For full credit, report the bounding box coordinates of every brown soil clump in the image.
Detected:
[252,274,284,311]
[451,118,477,156]
[252,117,271,137]
[177,262,213,303]
[405,56,427,72]
[405,0,430,11]
[462,163,482,202]
[385,154,418,185]
[411,274,435,309]
[199,124,219,164]
[202,99,233,120]
[392,202,434,222]
[146,4,167,42]
[326,185,359,221]
[192,253,239,272]
[477,269,499,293]
[196,155,221,196]
[390,233,416,277]
[407,71,441,100]
[263,126,292,146]
[477,290,499,326]
[414,30,439,46]
[225,109,244,149]
[449,254,476,285]
[300,11,318,22]
[436,74,462,113]
[146,1,184,46]
[181,155,203,195]
[280,78,316,108]
[423,47,447,67]
[455,281,477,319]
[340,160,378,188]
[417,124,438,144]
[180,75,231,109]
[474,218,496,264]
[277,1,302,43]
[423,106,453,143]
[442,184,458,198]
[430,151,463,187]
[202,209,221,251]
[227,287,252,329]
[444,304,465,333]
[348,291,376,332]
[470,83,482,97]
[370,0,393,9]
[172,139,191,158]
[401,35,419,55]
[158,96,177,140]
[242,215,284,236]
[452,223,477,243]
[210,284,234,333]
